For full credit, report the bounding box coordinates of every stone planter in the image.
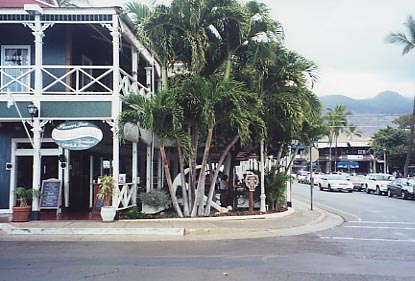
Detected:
[100,206,116,222]
[141,203,165,214]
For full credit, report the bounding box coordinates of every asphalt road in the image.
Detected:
[2,182,415,281]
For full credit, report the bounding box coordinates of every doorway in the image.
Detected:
[69,151,91,211]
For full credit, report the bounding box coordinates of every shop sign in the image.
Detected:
[52,121,103,150]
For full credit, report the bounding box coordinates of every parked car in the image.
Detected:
[365,173,395,195]
[387,178,415,200]
[348,175,366,191]
[297,171,310,184]
[318,174,354,192]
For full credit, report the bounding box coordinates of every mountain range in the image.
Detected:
[319,91,413,139]
[319,91,412,114]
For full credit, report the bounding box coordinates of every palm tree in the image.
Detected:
[123,1,152,25]
[122,90,185,217]
[386,15,415,177]
[324,104,351,172]
[346,124,362,140]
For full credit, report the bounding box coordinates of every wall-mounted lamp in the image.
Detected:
[59,154,66,168]
[27,103,38,121]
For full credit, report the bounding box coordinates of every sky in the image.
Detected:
[87,0,415,99]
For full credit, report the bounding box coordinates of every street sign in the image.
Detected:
[245,174,259,191]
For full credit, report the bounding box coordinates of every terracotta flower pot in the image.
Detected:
[12,206,32,222]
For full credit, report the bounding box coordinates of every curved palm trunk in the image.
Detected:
[205,133,240,215]
[159,145,183,217]
[404,97,415,177]
[177,140,189,216]
[191,128,213,216]
[189,125,199,210]
[224,58,232,81]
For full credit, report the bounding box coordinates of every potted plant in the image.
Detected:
[139,190,169,214]
[97,175,116,222]
[13,187,37,222]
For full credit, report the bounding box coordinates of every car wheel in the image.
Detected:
[366,186,370,194]
[387,189,392,197]
[319,184,323,191]
[328,185,332,192]
[401,191,407,200]
[348,190,353,193]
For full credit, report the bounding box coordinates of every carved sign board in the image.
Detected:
[245,175,259,191]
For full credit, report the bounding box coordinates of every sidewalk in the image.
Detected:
[0,199,343,241]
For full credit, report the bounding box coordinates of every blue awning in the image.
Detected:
[336,161,359,169]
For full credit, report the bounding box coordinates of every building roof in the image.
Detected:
[0,0,56,8]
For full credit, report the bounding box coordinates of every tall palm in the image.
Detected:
[386,15,415,177]
[324,104,351,172]
[234,40,320,164]
[346,124,362,140]
[122,91,185,217]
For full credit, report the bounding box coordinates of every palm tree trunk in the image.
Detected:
[404,96,415,177]
[205,134,240,215]
[159,145,184,217]
[189,125,199,209]
[191,128,213,216]
[177,140,189,216]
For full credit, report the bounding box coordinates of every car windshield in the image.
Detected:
[328,175,347,180]
[374,174,394,181]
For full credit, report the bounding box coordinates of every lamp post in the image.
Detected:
[383,148,387,174]
[259,140,266,212]
[27,103,41,220]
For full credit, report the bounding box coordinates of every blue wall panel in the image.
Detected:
[0,126,13,209]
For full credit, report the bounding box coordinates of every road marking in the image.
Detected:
[343,225,415,230]
[320,236,415,243]
[314,202,362,222]
[348,221,415,225]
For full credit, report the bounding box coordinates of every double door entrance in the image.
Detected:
[12,139,96,212]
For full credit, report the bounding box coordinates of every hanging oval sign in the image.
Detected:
[52,121,103,150]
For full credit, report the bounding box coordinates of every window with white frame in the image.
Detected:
[1,45,31,93]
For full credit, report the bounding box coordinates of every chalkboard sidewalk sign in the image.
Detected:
[40,178,62,216]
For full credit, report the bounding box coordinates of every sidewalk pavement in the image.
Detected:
[0,199,343,242]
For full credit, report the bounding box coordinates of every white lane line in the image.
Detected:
[343,225,415,230]
[348,221,415,225]
[314,202,362,222]
[320,236,415,243]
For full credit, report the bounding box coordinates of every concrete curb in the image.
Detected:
[0,203,344,241]
[0,223,184,236]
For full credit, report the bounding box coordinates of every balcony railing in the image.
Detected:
[0,65,149,96]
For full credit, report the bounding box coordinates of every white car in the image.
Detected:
[318,174,354,192]
[297,171,310,184]
[365,173,395,195]
[348,175,366,191]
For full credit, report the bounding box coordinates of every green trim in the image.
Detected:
[41,101,111,118]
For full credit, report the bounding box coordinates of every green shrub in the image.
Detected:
[139,190,169,208]
[123,206,149,219]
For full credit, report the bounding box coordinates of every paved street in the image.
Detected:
[2,182,415,281]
